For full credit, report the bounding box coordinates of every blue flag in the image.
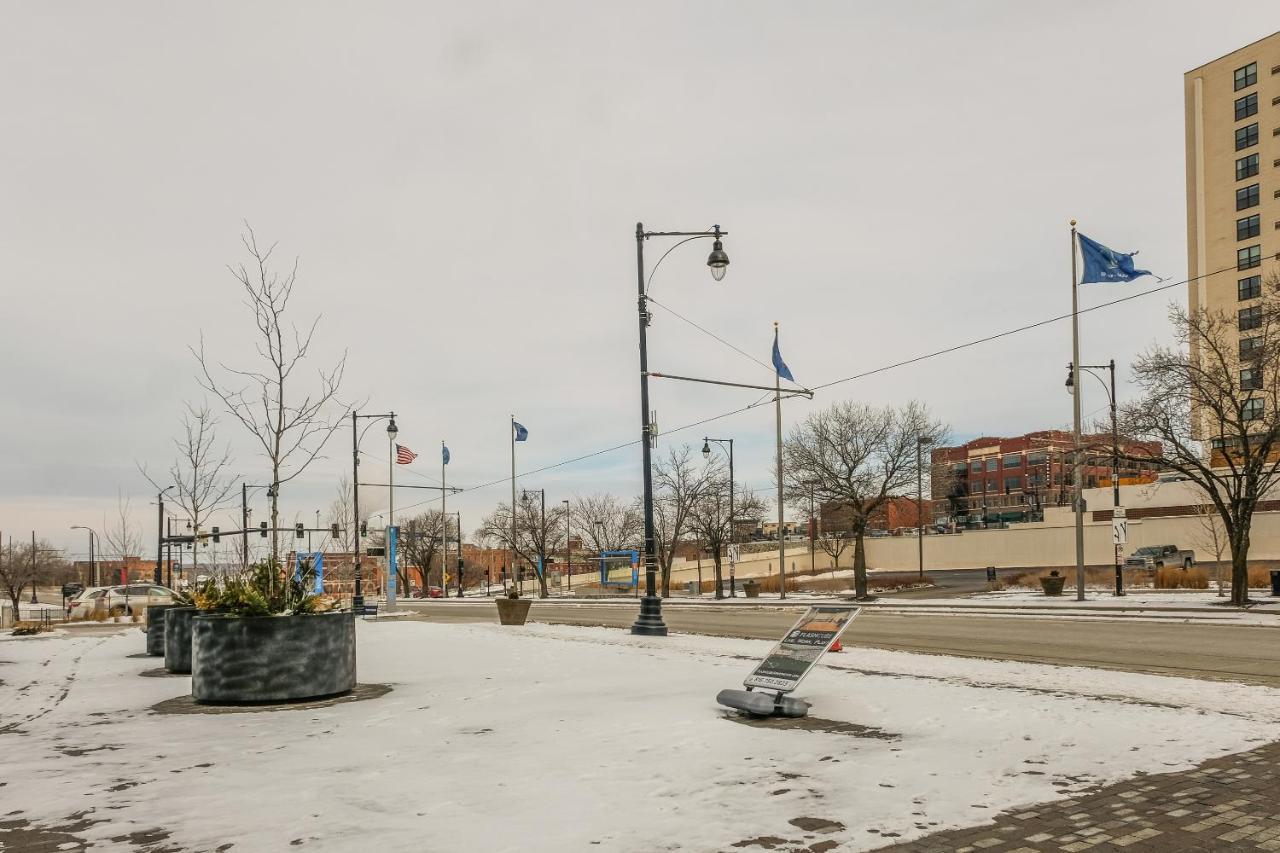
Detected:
[772,327,795,383]
[513,421,528,442]
[1078,233,1151,284]
[442,445,450,465]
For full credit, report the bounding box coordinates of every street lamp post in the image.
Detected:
[563,499,571,594]
[351,410,397,610]
[916,437,933,581]
[70,525,98,586]
[702,437,735,599]
[155,485,175,586]
[1067,359,1122,595]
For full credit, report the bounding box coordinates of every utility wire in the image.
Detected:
[646,295,776,375]
[391,261,1241,515]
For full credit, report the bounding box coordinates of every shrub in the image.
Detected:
[1154,566,1209,589]
[11,621,51,636]
[197,560,341,616]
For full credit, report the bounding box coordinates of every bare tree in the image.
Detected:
[101,490,145,563]
[195,225,350,565]
[1190,499,1229,597]
[476,499,567,598]
[1118,280,1280,606]
[784,400,948,599]
[0,538,63,613]
[817,531,852,580]
[687,471,766,598]
[325,474,373,588]
[141,403,236,574]
[653,445,715,597]
[400,510,448,594]
[570,493,642,554]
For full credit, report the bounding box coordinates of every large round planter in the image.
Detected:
[495,598,532,625]
[164,607,200,673]
[743,581,761,599]
[191,611,356,704]
[1040,574,1066,596]
[145,605,178,656]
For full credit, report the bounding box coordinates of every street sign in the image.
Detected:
[1112,508,1128,546]
[742,605,860,693]
[727,544,740,565]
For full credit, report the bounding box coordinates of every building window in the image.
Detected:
[1235,92,1259,120]
[1239,305,1262,331]
[985,458,998,472]
[1002,454,1021,468]
[1027,473,1046,488]
[1239,245,1262,270]
[1237,183,1260,209]
[1238,214,1262,240]
[970,461,982,474]
[1241,367,1262,391]
[1003,476,1021,493]
[1026,451,1048,467]
[1235,62,1258,91]
[1236,123,1259,150]
[1243,398,1264,421]
[1239,275,1262,300]
[1241,336,1263,358]
[986,479,997,492]
[1237,153,1260,180]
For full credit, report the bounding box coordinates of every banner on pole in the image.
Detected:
[386,526,398,608]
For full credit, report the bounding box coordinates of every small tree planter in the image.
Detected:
[191,611,356,704]
[164,607,200,673]
[742,580,761,598]
[495,598,532,625]
[145,605,178,656]
[1040,571,1066,597]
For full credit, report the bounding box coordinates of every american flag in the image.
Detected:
[395,444,418,465]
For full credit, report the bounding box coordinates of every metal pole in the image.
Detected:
[31,530,39,603]
[155,490,164,585]
[352,411,363,609]
[564,499,571,594]
[631,223,667,635]
[917,440,925,580]
[775,325,786,601]
[456,511,463,598]
[540,489,546,592]
[166,517,172,589]
[388,422,395,598]
[1110,359,1124,596]
[511,415,518,596]
[728,439,736,598]
[441,440,448,596]
[1070,220,1085,601]
[241,483,249,571]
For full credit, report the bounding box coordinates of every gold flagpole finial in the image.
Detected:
[1070,219,1077,227]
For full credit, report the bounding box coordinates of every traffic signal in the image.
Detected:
[295,523,305,539]
[212,526,220,543]
[360,521,368,537]
[330,523,340,538]
[259,521,268,538]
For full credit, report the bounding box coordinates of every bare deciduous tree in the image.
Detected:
[141,403,236,574]
[686,470,765,598]
[817,531,852,580]
[400,510,448,594]
[101,490,145,564]
[1118,279,1280,605]
[0,538,63,613]
[1190,498,1229,597]
[476,499,567,598]
[653,445,715,597]
[784,400,948,599]
[195,225,350,565]
[570,493,642,554]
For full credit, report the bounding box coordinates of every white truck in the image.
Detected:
[1124,545,1195,570]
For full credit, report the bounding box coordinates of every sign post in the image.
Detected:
[1112,508,1127,597]
[717,605,860,718]
[727,543,740,597]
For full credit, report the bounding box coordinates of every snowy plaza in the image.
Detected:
[3,619,1279,852]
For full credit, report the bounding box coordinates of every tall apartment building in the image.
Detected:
[1184,33,1280,435]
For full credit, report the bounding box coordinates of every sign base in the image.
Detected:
[717,688,810,718]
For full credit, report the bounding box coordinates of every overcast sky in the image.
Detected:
[3,2,1274,562]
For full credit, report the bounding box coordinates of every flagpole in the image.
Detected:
[1071,219,1085,602]
[389,429,396,602]
[441,440,447,595]
[775,322,787,601]
[510,415,517,595]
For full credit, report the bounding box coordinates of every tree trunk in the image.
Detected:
[537,568,549,598]
[661,560,671,599]
[713,552,724,599]
[1230,528,1251,606]
[852,531,868,599]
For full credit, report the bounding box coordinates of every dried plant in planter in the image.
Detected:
[199,560,341,617]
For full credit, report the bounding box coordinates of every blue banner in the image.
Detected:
[386,526,398,608]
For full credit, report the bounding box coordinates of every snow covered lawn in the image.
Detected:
[2,620,1278,852]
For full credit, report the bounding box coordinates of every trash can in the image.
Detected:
[1270,570,1280,597]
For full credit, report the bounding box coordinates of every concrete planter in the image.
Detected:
[191,611,356,704]
[145,605,178,656]
[164,607,200,673]
[743,580,761,598]
[495,598,532,625]
[1040,572,1066,597]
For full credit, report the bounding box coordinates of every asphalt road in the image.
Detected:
[397,599,1280,687]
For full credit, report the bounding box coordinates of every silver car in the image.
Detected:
[67,584,177,619]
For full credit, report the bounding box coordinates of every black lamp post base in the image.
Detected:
[629,594,668,636]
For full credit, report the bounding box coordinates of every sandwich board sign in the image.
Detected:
[718,605,860,717]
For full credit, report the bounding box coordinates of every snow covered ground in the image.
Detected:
[2,620,1279,852]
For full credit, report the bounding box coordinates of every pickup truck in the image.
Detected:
[1124,545,1195,570]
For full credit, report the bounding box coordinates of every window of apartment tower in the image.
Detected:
[1241,367,1262,391]
[1236,123,1259,151]
[1240,275,1262,300]
[1236,153,1259,180]
[1241,336,1263,358]
[1237,183,1260,209]
[1235,61,1257,91]
[1239,305,1262,331]
[1238,214,1261,240]
[1243,397,1264,421]
[1235,92,1259,120]
[1238,245,1262,270]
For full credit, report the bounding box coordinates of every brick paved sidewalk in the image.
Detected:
[881,740,1280,851]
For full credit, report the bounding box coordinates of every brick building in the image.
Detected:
[930,430,1163,525]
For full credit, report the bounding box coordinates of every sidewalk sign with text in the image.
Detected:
[742,605,860,693]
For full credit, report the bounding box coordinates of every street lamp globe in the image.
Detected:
[706,239,729,282]
[386,418,398,440]
[701,440,712,460]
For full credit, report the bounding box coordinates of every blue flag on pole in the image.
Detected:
[442,445,450,465]
[1078,233,1151,284]
[772,327,795,383]
[513,421,529,442]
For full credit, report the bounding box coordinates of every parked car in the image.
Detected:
[66,584,178,619]
[426,585,444,598]
[61,582,84,600]
[1124,545,1195,570]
